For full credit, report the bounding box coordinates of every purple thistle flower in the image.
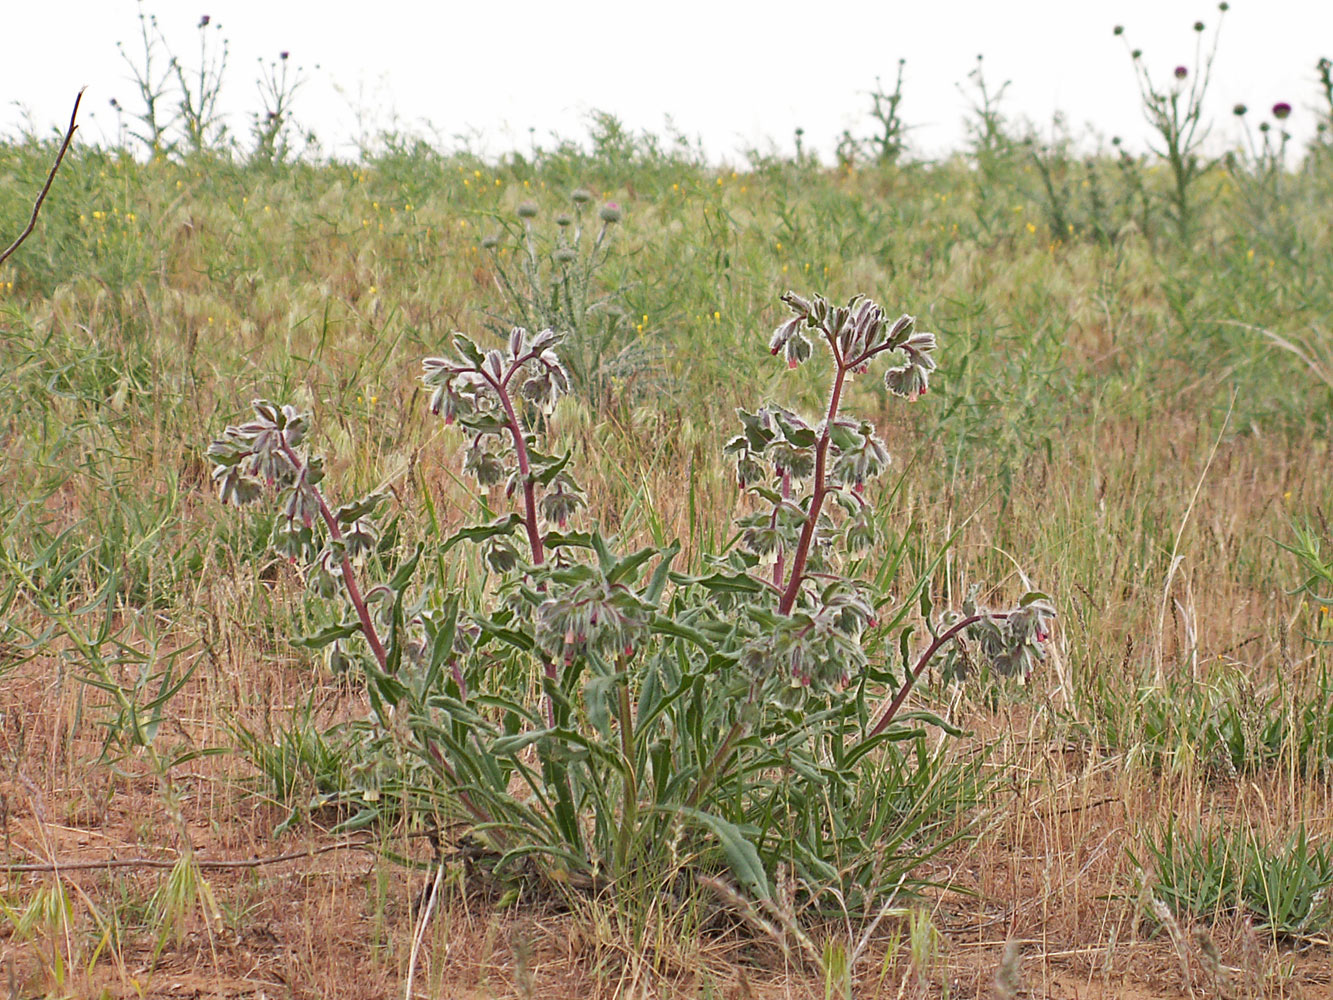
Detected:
[1272,102,1292,120]
[1174,65,1188,80]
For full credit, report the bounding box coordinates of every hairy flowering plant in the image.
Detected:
[206,290,1053,916]
[724,293,1051,726]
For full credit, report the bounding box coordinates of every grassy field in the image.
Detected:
[3,104,1333,999]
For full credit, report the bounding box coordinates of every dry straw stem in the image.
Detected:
[0,89,83,268]
[1154,392,1233,685]
[403,859,448,1000]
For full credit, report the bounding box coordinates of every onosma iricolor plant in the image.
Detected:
[206,289,1054,914]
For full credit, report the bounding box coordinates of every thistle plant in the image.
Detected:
[1316,57,1333,154]
[479,190,639,402]
[205,290,1053,914]
[173,13,230,154]
[250,49,310,165]
[114,4,177,154]
[1225,101,1296,251]
[1114,6,1229,243]
[113,6,231,156]
[961,55,1018,235]
[835,61,909,167]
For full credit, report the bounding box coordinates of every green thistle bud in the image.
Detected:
[570,188,593,204]
[517,201,538,219]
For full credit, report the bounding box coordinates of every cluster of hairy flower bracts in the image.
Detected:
[423,327,585,527]
[724,405,886,571]
[533,566,655,666]
[206,400,388,602]
[726,407,891,496]
[422,326,571,428]
[207,400,311,506]
[770,291,937,400]
[738,580,878,700]
[937,585,1057,682]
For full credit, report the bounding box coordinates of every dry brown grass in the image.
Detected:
[6,407,1333,998]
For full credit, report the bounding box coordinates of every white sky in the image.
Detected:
[2,1,1329,162]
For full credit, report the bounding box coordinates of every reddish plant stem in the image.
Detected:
[486,370,546,567]
[485,361,559,725]
[280,440,390,672]
[778,360,848,616]
[865,611,1009,739]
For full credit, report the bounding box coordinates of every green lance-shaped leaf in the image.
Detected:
[671,806,772,900]
[440,513,524,554]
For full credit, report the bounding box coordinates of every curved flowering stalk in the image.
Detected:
[423,326,588,728]
[422,327,572,567]
[727,292,936,619]
[724,292,1055,727]
[866,591,1056,739]
[207,401,390,670]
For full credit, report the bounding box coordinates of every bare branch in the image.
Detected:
[3,837,375,874]
[0,89,85,269]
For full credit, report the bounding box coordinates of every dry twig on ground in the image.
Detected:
[3,837,375,874]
